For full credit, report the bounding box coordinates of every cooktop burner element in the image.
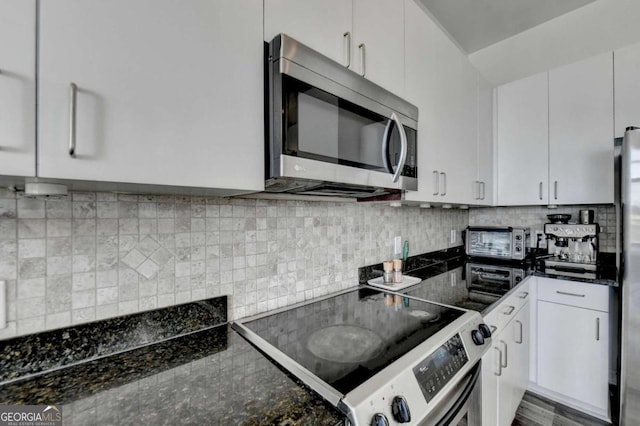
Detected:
[306,325,383,363]
[233,287,491,425]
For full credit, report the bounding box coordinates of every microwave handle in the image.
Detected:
[382,119,394,174]
[391,112,407,183]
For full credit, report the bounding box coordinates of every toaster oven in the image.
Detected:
[465,227,530,261]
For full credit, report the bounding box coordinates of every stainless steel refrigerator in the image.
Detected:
[620,126,640,424]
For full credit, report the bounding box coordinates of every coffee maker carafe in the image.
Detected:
[543,223,599,279]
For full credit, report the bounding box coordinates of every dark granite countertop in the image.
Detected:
[0,298,344,426]
[358,247,619,317]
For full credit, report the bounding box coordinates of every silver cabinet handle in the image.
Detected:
[556,290,585,298]
[480,181,486,200]
[554,180,558,200]
[494,347,503,376]
[358,43,366,76]
[440,172,447,196]
[433,171,439,195]
[503,305,515,315]
[343,32,352,68]
[596,317,600,341]
[500,340,508,368]
[474,181,481,200]
[518,291,529,299]
[539,182,543,200]
[69,82,78,157]
[515,320,523,344]
[390,112,407,183]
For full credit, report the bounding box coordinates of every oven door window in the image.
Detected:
[468,231,512,258]
[282,75,417,177]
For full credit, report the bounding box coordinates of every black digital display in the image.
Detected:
[412,334,469,403]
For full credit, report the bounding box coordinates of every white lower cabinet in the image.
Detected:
[531,277,610,420]
[482,280,530,426]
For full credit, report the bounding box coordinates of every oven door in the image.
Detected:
[419,361,482,426]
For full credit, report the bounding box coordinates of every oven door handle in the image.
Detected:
[435,362,481,426]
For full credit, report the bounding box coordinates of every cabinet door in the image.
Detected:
[264,0,352,67]
[496,72,548,205]
[537,301,609,411]
[437,62,478,205]
[38,0,264,192]
[549,53,614,204]
[615,42,640,138]
[477,74,494,205]
[481,340,500,426]
[497,321,516,426]
[352,0,404,95]
[404,0,477,205]
[511,303,530,416]
[0,0,36,177]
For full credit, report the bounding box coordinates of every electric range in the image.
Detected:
[233,286,492,426]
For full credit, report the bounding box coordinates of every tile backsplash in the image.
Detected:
[0,189,468,339]
[469,204,616,253]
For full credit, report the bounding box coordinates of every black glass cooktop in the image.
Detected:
[240,288,465,395]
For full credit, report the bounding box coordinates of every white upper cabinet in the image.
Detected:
[264,0,352,67]
[549,53,614,205]
[0,0,36,177]
[476,74,494,205]
[265,0,403,96]
[404,0,479,205]
[615,42,640,138]
[496,72,549,205]
[352,0,405,96]
[38,0,264,192]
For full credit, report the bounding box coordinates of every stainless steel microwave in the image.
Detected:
[465,227,530,261]
[265,34,418,198]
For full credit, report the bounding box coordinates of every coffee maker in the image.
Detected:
[542,220,599,279]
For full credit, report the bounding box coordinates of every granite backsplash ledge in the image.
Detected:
[0,296,227,383]
[0,189,468,339]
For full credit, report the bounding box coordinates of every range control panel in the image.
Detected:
[412,334,468,403]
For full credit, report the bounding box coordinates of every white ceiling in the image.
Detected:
[419,0,597,54]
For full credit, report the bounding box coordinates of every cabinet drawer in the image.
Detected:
[537,278,609,312]
[498,280,531,330]
[484,308,499,336]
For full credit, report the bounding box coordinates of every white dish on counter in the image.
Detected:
[366,275,422,291]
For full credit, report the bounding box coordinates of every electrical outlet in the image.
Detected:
[450,272,456,287]
[450,229,456,245]
[394,236,402,255]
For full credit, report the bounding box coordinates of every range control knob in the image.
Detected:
[391,396,411,423]
[370,413,389,426]
[471,329,485,345]
[478,323,492,338]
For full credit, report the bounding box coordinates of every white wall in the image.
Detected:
[469,0,640,86]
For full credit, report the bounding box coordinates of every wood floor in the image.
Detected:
[512,392,612,426]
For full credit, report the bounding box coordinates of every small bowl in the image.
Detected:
[547,214,571,224]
